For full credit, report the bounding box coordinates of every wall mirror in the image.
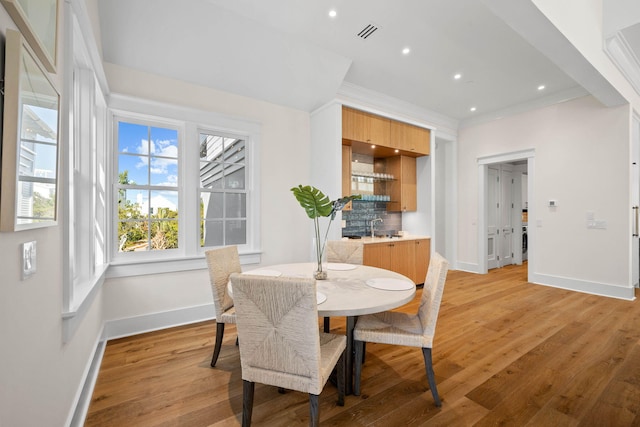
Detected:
[1,29,60,231]
[0,0,58,72]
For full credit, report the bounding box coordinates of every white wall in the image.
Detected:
[458,96,631,296]
[101,63,313,324]
[533,0,640,111]
[0,5,106,427]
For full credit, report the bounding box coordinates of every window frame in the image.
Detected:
[106,95,262,278]
[197,130,249,249]
[112,115,183,257]
[62,4,109,341]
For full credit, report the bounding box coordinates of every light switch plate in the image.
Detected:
[21,241,36,280]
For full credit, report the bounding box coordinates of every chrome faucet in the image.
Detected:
[370,218,383,237]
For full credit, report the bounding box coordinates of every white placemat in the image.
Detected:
[326,263,358,271]
[242,269,282,277]
[317,291,327,304]
[365,278,414,291]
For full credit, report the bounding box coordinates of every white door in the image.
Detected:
[487,166,499,269]
[499,167,514,267]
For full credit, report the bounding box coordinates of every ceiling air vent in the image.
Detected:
[357,24,379,39]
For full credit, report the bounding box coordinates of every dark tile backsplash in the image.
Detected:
[342,201,402,237]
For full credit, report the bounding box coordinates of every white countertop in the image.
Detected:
[340,235,430,244]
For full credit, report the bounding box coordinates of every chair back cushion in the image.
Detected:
[205,246,241,315]
[230,273,324,394]
[418,252,449,345]
[326,240,363,264]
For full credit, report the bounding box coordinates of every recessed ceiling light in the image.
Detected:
[371,144,376,149]
[402,47,411,55]
[454,73,462,80]
[394,149,399,153]
[538,84,546,91]
[470,107,477,112]
[328,9,337,18]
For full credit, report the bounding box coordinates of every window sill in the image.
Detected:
[106,250,262,278]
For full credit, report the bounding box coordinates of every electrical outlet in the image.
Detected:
[21,241,37,280]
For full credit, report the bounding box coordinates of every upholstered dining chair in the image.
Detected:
[353,252,449,407]
[326,240,364,264]
[323,240,364,332]
[205,246,241,367]
[230,273,346,427]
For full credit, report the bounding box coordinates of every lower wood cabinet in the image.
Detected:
[363,238,430,284]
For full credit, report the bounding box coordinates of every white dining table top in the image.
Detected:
[240,262,416,317]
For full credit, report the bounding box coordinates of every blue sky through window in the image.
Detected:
[118,121,179,210]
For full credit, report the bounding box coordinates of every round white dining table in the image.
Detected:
[240,262,416,394]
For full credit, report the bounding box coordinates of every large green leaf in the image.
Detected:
[290,185,333,219]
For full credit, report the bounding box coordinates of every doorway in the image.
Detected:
[478,150,535,280]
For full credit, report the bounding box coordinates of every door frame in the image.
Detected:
[631,112,640,288]
[478,149,535,281]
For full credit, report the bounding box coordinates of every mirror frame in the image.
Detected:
[0,0,58,72]
[1,29,61,231]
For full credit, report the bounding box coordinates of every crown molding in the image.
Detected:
[459,86,590,129]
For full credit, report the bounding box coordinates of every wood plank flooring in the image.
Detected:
[85,264,640,426]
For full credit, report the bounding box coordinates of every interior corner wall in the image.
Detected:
[533,0,640,111]
[101,62,313,327]
[457,96,630,290]
[0,7,105,427]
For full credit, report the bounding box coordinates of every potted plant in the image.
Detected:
[291,185,360,279]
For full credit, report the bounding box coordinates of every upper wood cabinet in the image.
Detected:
[384,155,417,212]
[342,106,429,157]
[342,107,391,147]
[390,121,430,155]
[341,145,352,211]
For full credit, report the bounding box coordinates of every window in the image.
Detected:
[107,97,262,275]
[199,132,247,247]
[115,120,179,252]
[62,11,108,339]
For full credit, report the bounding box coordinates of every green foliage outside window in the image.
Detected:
[118,170,179,251]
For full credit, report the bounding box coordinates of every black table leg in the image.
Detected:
[345,316,356,395]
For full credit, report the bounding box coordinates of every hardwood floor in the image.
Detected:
[86,264,640,426]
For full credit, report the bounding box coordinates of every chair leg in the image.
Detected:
[309,394,320,427]
[323,317,330,333]
[422,347,441,407]
[353,340,364,396]
[337,351,345,406]
[211,322,225,367]
[242,380,255,427]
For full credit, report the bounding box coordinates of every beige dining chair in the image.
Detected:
[326,240,363,264]
[205,246,241,367]
[324,240,364,332]
[230,273,346,427]
[353,252,449,407]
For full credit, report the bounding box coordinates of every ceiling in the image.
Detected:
[96,0,632,124]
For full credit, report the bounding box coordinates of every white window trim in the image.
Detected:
[62,1,110,340]
[106,94,262,278]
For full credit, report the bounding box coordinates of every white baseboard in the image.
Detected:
[530,273,636,301]
[103,303,216,340]
[65,327,106,427]
[66,304,216,426]
[455,262,481,274]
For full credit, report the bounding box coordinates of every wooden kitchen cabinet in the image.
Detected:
[342,145,352,210]
[390,121,430,155]
[385,155,417,212]
[413,239,430,283]
[342,107,390,147]
[363,238,431,284]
